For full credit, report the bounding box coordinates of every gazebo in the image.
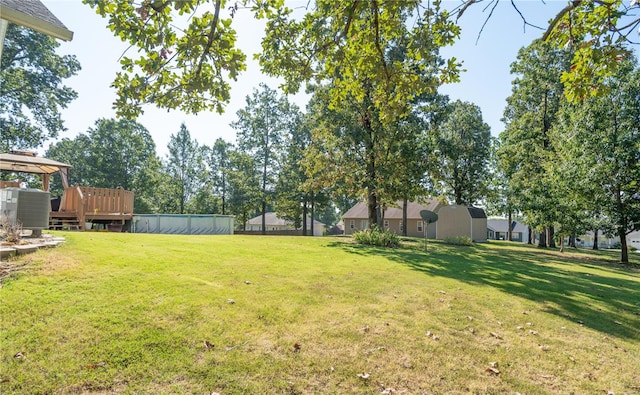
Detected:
[0,151,71,191]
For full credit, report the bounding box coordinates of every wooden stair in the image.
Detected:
[49,213,82,231]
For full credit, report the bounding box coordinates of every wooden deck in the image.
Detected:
[49,186,134,231]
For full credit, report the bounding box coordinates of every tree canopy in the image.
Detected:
[0,25,80,152]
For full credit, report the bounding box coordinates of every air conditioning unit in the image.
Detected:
[0,187,50,230]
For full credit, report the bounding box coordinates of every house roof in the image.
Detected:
[0,0,73,41]
[343,200,443,220]
[487,219,528,233]
[247,212,325,226]
[0,152,72,175]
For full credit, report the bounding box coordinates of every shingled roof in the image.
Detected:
[1,0,73,41]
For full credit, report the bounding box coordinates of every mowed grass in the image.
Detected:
[1,233,639,394]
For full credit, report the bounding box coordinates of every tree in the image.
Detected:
[207,138,234,215]
[552,57,640,263]
[226,150,261,230]
[232,84,294,234]
[431,100,491,206]
[85,1,639,117]
[46,118,162,213]
[498,40,570,248]
[0,25,80,152]
[165,123,206,214]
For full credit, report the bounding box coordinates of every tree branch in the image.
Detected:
[542,0,583,41]
[195,0,222,78]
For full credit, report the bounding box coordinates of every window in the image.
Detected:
[384,220,389,228]
[417,221,423,232]
[350,220,355,230]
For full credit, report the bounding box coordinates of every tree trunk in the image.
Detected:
[528,226,533,245]
[402,198,408,237]
[507,209,513,242]
[593,229,599,250]
[311,193,315,237]
[559,235,564,253]
[261,201,266,235]
[569,233,576,248]
[619,228,629,263]
[548,226,556,248]
[538,228,547,248]
[302,200,308,236]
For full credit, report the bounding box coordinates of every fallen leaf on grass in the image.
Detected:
[468,327,475,334]
[362,325,370,333]
[13,352,24,359]
[204,340,215,350]
[85,362,106,369]
[426,331,440,340]
[381,388,396,394]
[489,362,499,368]
[357,372,370,379]
[539,345,551,351]
[438,290,446,294]
[244,280,251,285]
[490,332,503,340]
[226,299,235,304]
[293,342,301,352]
[529,330,538,335]
[516,326,524,330]
[485,367,501,375]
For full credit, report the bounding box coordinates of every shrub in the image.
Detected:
[353,226,400,248]
[0,216,22,244]
[629,245,637,252]
[444,236,472,246]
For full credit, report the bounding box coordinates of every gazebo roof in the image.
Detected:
[0,0,73,41]
[0,152,71,175]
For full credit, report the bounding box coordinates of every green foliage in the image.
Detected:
[165,123,206,214]
[431,100,491,205]
[45,118,163,213]
[353,226,400,248]
[82,0,269,118]
[443,236,472,246]
[543,0,639,102]
[0,25,80,151]
[551,57,640,263]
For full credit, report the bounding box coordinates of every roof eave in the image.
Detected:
[0,5,73,41]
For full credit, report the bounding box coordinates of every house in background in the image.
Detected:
[245,212,325,236]
[487,219,528,242]
[435,205,488,242]
[342,200,444,238]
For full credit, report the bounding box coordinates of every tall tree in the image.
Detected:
[499,40,570,247]
[431,100,491,206]
[226,150,261,230]
[165,123,205,214]
[0,25,80,151]
[552,57,640,263]
[232,84,294,234]
[260,2,461,227]
[207,138,233,215]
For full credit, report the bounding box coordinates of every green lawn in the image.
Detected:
[1,233,639,394]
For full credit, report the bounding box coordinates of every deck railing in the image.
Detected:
[80,187,134,215]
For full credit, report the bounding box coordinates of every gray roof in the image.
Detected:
[1,0,73,41]
[343,199,443,220]
[487,219,528,233]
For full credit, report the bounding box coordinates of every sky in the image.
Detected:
[39,0,570,157]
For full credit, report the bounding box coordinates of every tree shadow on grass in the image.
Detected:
[327,240,640,341]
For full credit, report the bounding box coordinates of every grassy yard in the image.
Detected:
[1,233,639,394]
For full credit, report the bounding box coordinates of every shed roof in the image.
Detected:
[467,207,487,219]
[0,152,72,175]
[0,0,73,41]
[343,200,443,220]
